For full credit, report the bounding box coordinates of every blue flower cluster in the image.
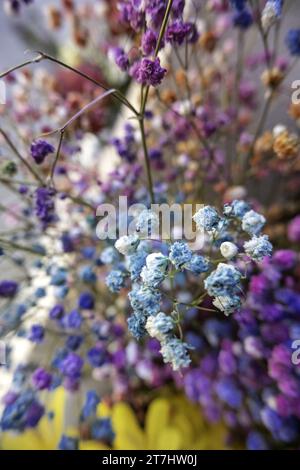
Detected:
[103,202,272,369]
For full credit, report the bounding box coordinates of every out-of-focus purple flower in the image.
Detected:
[132,57,166,86]
[288,215,300,243]
[0,280,18,298]
[30,140,55,165]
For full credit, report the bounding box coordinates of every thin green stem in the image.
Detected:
[0,128,44,185]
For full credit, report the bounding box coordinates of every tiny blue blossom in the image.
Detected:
[140,253,169,287]
[242,210,266,235]
[145,312,174,341]
[169,241,193,269]
[160,337,191,371]
[193,206,220,232]
[212,295,242,316]
[106,270,125,293]
[185,254,209,275]
[204,263,242,297]
[129,284,161,316]
[244,235,273,261]
[224,200,250,219]
[100,247,119,265]
[135,209,159,237]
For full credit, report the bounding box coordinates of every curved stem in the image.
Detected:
[0,128,44,185]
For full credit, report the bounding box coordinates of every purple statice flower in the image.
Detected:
[141,29,158,55]
[81,390,100,420]
[0,280,18,298]
[111,47,129,72]
[30,139,54,165]
[49,304,64,320]
[166,20,198,45]
[118,1,144,31]
[87,346,107,367]
[35,187,56,229]
[28,324,44,343]
[0,390,44,431]
[288,215,300,243]
[31,368,52,390]
[59,352,83,378]
[233,8,253,29]
[78,292,94,310]
[132,57,167,87]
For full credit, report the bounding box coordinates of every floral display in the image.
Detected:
[0,0,300,451]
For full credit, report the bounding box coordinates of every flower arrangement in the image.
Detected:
[0,0,299,450]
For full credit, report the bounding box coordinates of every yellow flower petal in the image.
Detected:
[145,398,171,449]
[112,403,145,450]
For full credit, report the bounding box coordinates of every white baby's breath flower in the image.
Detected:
[220,241,238,259]
[115,234,139,255]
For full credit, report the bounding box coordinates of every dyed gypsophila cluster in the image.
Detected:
[103,202,272,370]
[182,249,300,449]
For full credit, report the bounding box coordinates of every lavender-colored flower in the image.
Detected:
[60,352,83,378]
[30,139,54,165]
[112,47,129,72]
[28,324,44,343]
[35,187,56,228]
[0,280,18,298]
[141,29,158,55]
[132,57,167,87]
[31,368,52,390]
[288,215,300,242]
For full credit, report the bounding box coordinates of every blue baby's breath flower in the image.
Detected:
[212,295,242,316]
[242,210,266,235]
[127,313,147,340]
[160,337,191,371]
[129,284,161,316]
[126,250,147,281]
[115,234,140,255]
[79,266,96,283]
[224,200,250,219]
[145,312,174,341]
[204,263,242,297]
[106,270,125,293]
[193,206,220,232]
[100,247,119,265]
[140,253,169,288]
[185,254,209,275]
[135,209,159,237]
[244,235,273,261]
[169,241,193,269]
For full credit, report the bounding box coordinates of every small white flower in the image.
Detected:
[220,241,238,259]
[115,234,139,255]
[273,124,287,137]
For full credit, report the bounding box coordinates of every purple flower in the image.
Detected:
[60,352,83,378]
[35,187,56,228]
[286,29,300,56]
[273,250,298,271]
[30,139,55,165]
[112,47,129,72]
[78,292,94,309]
[0,280,18,298]
[49,304,64,320]
[288,215,300,242]
[132,57,166,87]
[141,29,158,55]
[32,368,52,390]
[28,325,44,343]
[87,346,107,367]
